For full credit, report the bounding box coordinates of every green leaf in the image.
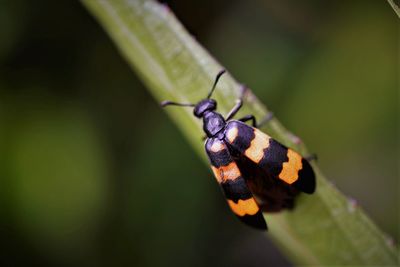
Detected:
[81,0,398,265]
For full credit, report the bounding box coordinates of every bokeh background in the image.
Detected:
[0,0,397,266]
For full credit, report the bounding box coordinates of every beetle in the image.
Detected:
[161,70,316,230]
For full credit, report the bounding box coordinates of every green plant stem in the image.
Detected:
[81,0,398,265]
[387,0,400,18]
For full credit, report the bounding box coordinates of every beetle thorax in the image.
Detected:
[203,111,226,137]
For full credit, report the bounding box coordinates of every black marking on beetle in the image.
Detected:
[205,139,232,167]
[220,178,253,203]
[292,158,316,194]
[239,213,267,230]
[258,139,289,179]
[225,121,255,155]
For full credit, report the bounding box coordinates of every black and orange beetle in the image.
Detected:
[161,70,315,230]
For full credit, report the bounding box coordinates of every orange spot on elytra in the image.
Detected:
[245,129,270,163]
[226,127,239,143]
[279,149,303,184]
[227,198,259,216]
[210,140,225,152]
[211,162,241,183]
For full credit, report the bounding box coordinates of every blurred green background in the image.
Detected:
[0,0,397,266]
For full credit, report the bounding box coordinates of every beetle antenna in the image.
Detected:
[161,100,195,108]
[207,69,226,99]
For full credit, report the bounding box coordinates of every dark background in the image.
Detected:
[0,0,397,266]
